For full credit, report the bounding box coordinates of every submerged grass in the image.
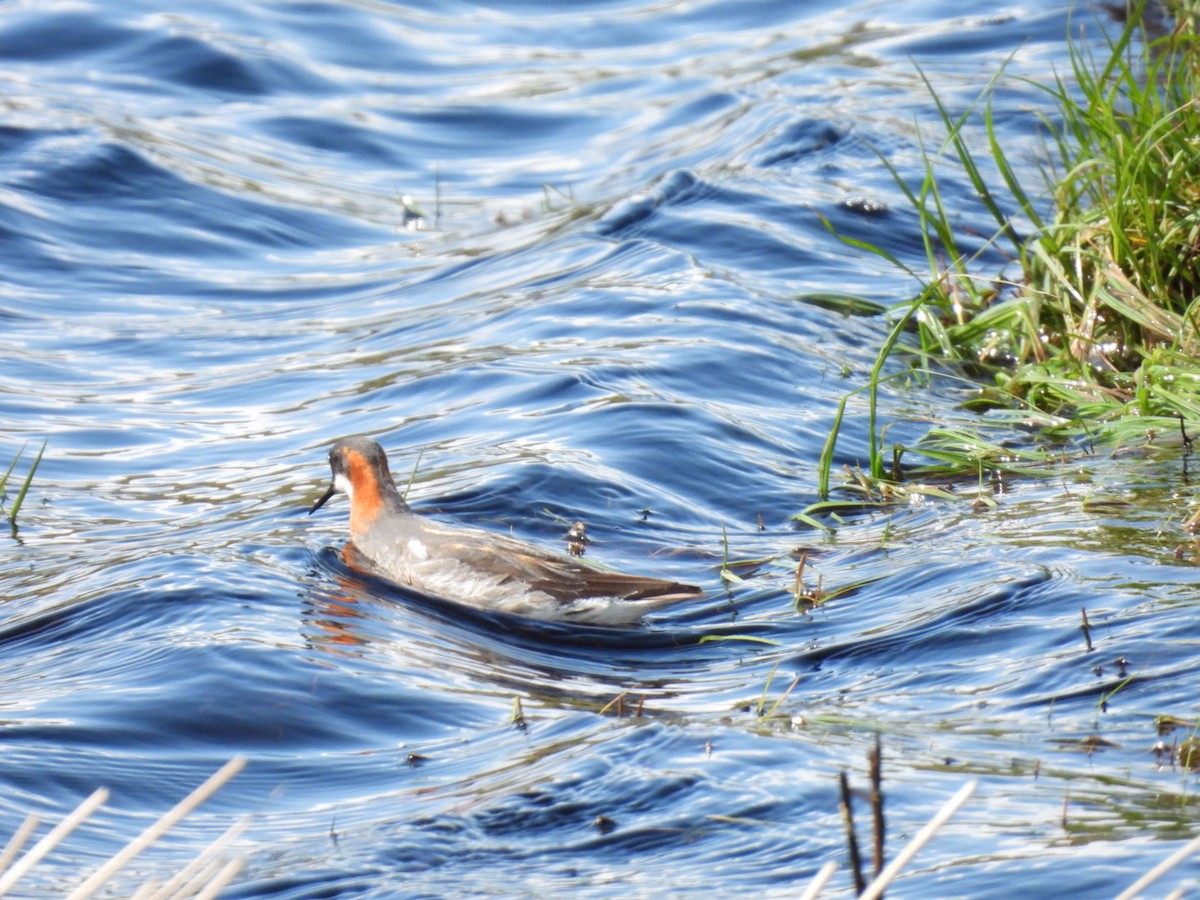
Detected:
[812,4,1200,510]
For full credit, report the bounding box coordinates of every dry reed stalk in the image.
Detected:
[799,860,838,899]
[67,756,245,900]
[195,856,243,899]
[0,788,109,897]
[1115,832,1200,900]
[0,758,245,899]
[146,816,249,900]
[0,813,39,874]
[857,780,976,900]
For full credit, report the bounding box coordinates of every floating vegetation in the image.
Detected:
[398,193,427,231]
[1155,714,1199,735]
[598,691,645,718]
[716,525,743,588]
[797,292,889,317]
[1177,738,1200,770]
[510,695,527,731]
[754,662,801,722]
[696,634,781,646]
[792,553,827,609]
[1152,713,1200,771]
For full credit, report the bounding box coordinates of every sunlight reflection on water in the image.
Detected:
[2,1,1197,897]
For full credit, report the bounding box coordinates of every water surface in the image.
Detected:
[2,1,1198,897]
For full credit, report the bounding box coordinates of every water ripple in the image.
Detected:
[0,1,1189,896]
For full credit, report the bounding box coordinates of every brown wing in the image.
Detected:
[438,530,703,607]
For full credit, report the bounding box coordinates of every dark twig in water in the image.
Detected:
[1080,606,1094,652]
[793,553,828,608]
[839,770,866,895]
[809,776,977,897]
[869,736,886,880]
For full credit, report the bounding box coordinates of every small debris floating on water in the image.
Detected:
[1178,738,1200,769]
[593,815,617,835]
[565,520,589,557]
[510,696,527,731]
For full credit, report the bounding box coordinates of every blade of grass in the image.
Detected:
[8,440,46,530]
[0,443,25,499]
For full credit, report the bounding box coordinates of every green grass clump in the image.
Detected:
[814,4,1200,505]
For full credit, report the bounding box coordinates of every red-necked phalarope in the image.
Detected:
[309,437,703,624]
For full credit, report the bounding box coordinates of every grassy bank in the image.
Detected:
[810,4,1200,510]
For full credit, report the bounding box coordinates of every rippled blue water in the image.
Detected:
[2,1,1198,897]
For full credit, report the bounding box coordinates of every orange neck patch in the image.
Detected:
[344,448,386,538]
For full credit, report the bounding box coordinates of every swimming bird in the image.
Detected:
[309,437,703,624]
